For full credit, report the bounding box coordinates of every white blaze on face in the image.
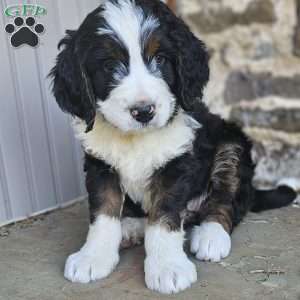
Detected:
[98,0,176,132]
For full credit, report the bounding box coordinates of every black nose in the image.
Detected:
[130,103,155,123]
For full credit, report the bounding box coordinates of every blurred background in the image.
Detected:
[177,0,300,189]
[0,0,299,225]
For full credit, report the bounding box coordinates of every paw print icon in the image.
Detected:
[5,17,45,47]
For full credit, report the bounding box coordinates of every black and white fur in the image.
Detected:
[50,0,298,294]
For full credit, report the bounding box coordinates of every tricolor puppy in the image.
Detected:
[50,0,298,294]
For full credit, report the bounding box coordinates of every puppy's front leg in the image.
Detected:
[145,199,197,294]
[64,157,123,283]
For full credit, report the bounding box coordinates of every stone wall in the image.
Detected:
[179,0,300,187]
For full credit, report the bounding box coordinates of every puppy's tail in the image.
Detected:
[251,178,299,213]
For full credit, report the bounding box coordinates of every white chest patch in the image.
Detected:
[73,113,200,208]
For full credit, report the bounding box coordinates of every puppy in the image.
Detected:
[50,0,297,294]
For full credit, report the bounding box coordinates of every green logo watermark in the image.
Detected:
[5,4,47,18]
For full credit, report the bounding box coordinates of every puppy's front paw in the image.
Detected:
[64,249,119,283]
[144,254,197,294]
[190,222,231,262]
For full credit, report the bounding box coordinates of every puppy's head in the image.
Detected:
[50,0,209,132]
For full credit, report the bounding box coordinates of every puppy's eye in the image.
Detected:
[155,55,167,66]
[103,60,116,73]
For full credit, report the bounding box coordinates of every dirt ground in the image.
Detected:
[0,201,299,300]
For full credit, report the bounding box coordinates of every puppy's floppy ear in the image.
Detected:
[49,30,96,132]
[170,22,209,110]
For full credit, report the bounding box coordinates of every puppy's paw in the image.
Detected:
[190,222,231,262]
[64,249,119,283]
[144,254,197,294]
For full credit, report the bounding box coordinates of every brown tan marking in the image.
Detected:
[199,144,243,233]
[148,198,180,232]
[95,186,124,217]
[102,38,126,61]
[211,144,242,195]
[86,168,124,222]
[145,36,160,59]
[167,0,177,12]
[147,175,182,232]
[205,204,233,233]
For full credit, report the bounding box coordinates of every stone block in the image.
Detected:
[230,97,300,133]
[224,71,300,104]
[187,0,276,34]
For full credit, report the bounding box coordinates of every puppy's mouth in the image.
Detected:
[99,111,158,133]
[133,120,156,131]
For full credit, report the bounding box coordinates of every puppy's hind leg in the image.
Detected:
[190,143,252,262]
[120,196,147,248]
[121,217,146,249]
